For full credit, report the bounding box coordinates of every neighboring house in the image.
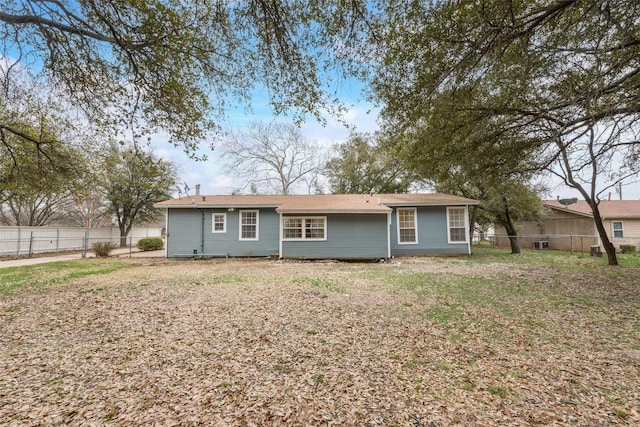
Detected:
[155,193,479,259]
[506,199,640,252]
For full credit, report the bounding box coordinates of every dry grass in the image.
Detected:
[1,256,638,426]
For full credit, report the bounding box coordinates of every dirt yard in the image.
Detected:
[1,256,638,425]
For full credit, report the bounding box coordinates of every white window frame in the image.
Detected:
[447,206,468,244]
[239,210,259,241]
[282,216,327,241]
[397,207,418,245]
[612,221,624,238]
[212,213,226,233]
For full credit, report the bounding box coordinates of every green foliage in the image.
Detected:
[136,237,164,251]
[325,133,419,194]
[101,143,177,246]
[1,1,373,155]
[92,241,116,257]
[372,0,640,265]
[620,245,637,254]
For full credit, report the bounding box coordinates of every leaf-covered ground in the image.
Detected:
[1,255,638,425]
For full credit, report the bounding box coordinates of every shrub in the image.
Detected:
[620,244,637,254]
[137,237,164,251]
[92,241,116,257]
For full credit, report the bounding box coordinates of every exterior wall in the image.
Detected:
[166,205,474,259]
[280,213,388,259]
[603,218,640,251]
[166,208,280,257]
[166,209,204,257]
[390,206,470,255]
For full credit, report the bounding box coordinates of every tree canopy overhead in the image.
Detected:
[372,0,640,265]
[1,0,373,155]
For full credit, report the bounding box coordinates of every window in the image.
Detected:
[240,210,258,240]
[612,221,624,238]
[447,207,467,243]
[212,213,226,233]
[283,217,326,240]
[397,208,417,244]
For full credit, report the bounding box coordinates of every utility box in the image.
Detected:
[534,241,549,250]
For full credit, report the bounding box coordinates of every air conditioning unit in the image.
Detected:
[534,241,549,250]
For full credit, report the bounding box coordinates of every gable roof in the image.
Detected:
[545,199,640,219]
[155,193,479,214]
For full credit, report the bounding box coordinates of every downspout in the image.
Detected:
[278,211,283,259]
[387,211,392,259]
[465,205,471,255]
[164,208,169,258]
[197,208,205,254]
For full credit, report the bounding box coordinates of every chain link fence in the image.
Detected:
[481,233,639,255]
[0,226,163,258]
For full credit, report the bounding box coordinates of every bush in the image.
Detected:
[620,244,637,254]
[92,241,116,257]
[137,237,164,251]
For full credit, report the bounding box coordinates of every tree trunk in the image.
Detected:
[501,196,521,254]
[590,202,618,266]
[119,227,128,248]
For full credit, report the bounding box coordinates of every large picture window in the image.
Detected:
[283,217,326,240]
[240,210,258,240]
[447,207,467,243]
[212,213,226,233]
[612,221,624,238]
[397,208,417,244]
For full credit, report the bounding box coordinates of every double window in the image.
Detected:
[240,210,259,240]
[283,217,326,240]
[447,207,467,243]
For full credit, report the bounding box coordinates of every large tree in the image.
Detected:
[372,0,640,265]
[1,0,373,156]
[223,121,327,195]
[325,133,418,194]
[0,103,84,225]
[101,143,177,247]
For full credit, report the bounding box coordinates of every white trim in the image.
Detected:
[239,210,259,241]
[446,206,468,244]
[212,213,226,233]
[397,207,418,245]
[281,216,328,241]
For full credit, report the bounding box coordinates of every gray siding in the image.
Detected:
[390,206,469,255]
[281,213,388,259]
[166,209,203,256]
[167,208,279,257]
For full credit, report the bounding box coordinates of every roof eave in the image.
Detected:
[276,208,392,214]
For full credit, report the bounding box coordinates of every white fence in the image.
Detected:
[0,226,163,257]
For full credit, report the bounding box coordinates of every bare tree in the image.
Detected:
[223,122,327,195]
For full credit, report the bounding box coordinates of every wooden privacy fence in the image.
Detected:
[0,226,163,258]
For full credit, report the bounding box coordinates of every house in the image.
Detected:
[500,198,640,252]
[154,193,479,259]
[543,199,640,251]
